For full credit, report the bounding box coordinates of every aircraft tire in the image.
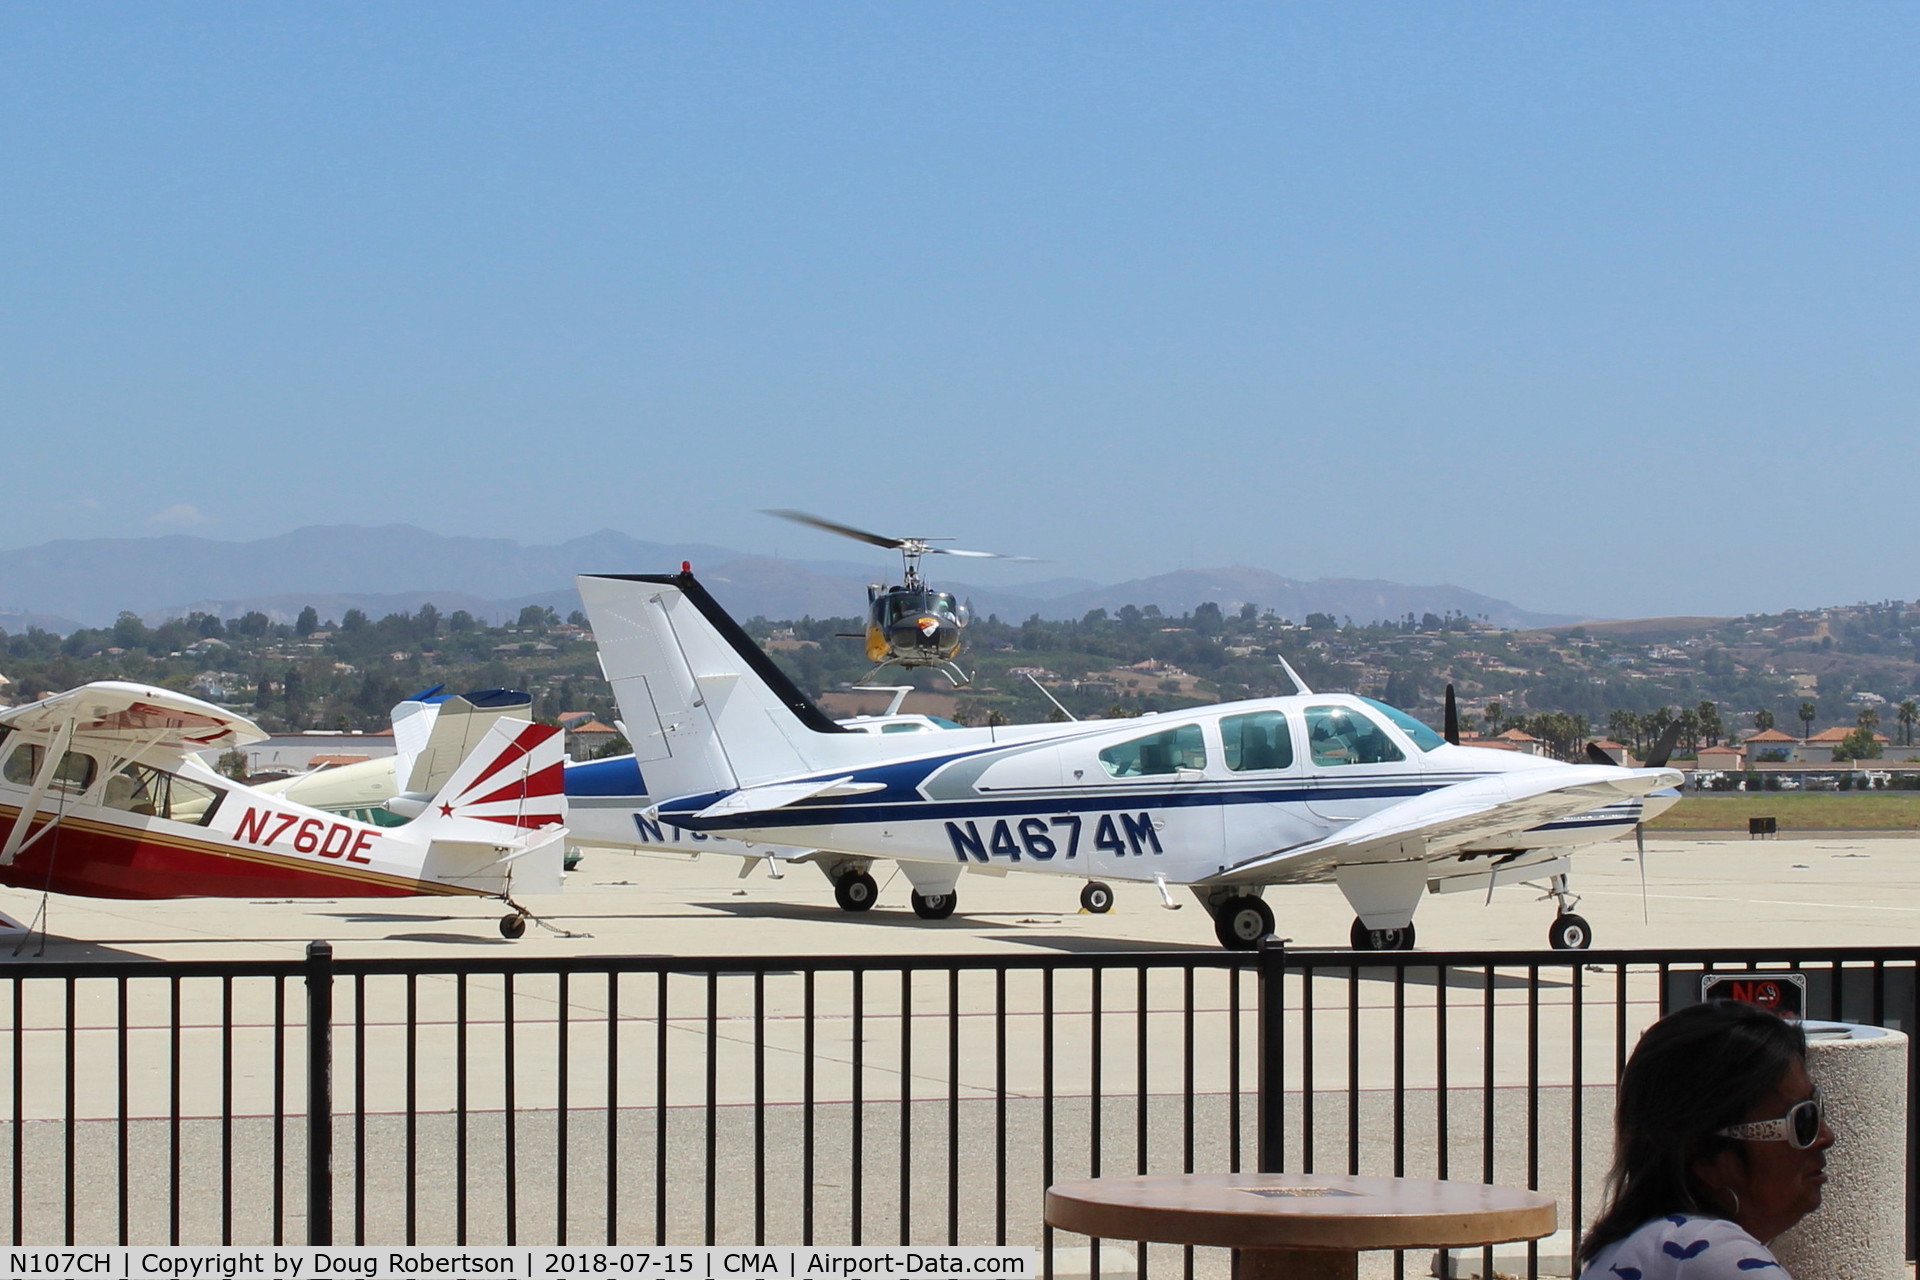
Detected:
[1349,918,1416,951]
[1213,896,1274,951]
[1548,913,1592,950]
[1080,881,1115,914]
[500,913,528,940]
[834,871,880,913]
[911,890,957,920]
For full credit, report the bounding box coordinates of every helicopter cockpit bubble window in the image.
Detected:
[1222,711,1295,772]
[1098,724,1207,777]
[1360,698,1446,752]
[1304,705,1406,767]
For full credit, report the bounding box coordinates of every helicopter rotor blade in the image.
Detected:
[762,509,905,551]
[926,547,1034,561]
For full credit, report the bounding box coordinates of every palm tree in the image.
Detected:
[1898,700,1917,747]
[1753,709,1775,733]
[1858,706,1881,734]
[1798,701,1817,741]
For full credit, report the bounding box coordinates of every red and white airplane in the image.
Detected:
[0,682,567,938]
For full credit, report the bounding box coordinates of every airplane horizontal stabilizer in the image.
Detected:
[693,777,886,819]
[1211,763,1682,885]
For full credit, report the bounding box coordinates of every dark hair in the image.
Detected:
[1578,1000,1807,1263]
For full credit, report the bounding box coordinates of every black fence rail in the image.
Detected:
[0,943,1914,1278]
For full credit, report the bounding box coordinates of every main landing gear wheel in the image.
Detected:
[1350,918,1416,951]
[1548,913,1592,950]
[834,871,879,913]
[1080,881,1115,914]
[1213,896,1274,951]
[911,890,957,920]
[499,913,528,940]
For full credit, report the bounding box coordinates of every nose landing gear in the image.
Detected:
[1543,873,1591,950]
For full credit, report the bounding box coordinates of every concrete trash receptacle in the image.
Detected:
[1769,1021,1907,1280]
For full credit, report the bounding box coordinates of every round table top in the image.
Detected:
[1045,1172,1557,1252]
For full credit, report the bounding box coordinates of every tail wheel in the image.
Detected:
[834,871,879,913]
[499,913,528,940]
[911,890,957,921]
[1548,913,1592,950]
[1213,896,1274,951]
[1350,918,1416,951]
[1080,881,1115,914]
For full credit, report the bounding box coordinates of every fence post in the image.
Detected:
[1256,936,1286,1172]
[305,940,334,1245]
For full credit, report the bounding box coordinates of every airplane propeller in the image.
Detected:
[1585,721,1681,922]
[1443,685,1461,746]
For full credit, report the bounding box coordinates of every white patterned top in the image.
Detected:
[1581,1214,1788,1280]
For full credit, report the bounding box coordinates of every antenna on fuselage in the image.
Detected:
[1275,654,1313,696]
[1023,672,1078,722]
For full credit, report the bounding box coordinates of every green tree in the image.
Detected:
[1798,701,1817,740]
[1858,706,1881,732]
[1752,708,1775,733]
[341,608,368,633]
[1898,700,1918,747]
[296,606,319,637]
[1695,701,1722,748]
[1835,727,1883,761]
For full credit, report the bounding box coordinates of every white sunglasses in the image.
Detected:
[1716,1089,1824,1149]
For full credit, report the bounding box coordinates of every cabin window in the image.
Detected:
[2,745,98,792]
[1222,711,1294,771]
[1098,723,1206,777]
[881,723,930,734]
[1361,698,1446,752]
[102,764,224,825]
[1304,706,1406,767]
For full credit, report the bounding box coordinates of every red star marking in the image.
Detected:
[439,804,455,817]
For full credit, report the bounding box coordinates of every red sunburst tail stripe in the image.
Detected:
[475,812,566,829]
[458,723,560,798]
[469,762,565,809]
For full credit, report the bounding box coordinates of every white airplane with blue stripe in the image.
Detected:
[579,570,1683,951]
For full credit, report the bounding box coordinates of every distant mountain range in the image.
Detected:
[0,525,1585,633]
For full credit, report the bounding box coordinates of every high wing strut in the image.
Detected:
[0,716,78,866]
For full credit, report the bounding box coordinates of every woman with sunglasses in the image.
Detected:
[1578,1000,1834,1277]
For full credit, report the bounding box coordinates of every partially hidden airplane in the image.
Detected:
[577,569,1685,951]
[0,682,567,939]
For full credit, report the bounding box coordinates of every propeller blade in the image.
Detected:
[762,509,905,551]
[1642,721,1683,769]
[1636,822,1650,924]
[1443,685,1460,745]
[1586,742,1616,766]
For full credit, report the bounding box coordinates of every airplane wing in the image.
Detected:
[0,681,267,753]
[1209,764,1683,886]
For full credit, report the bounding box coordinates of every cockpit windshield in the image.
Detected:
[1360,699,1447,752]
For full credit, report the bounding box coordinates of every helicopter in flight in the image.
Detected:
[764,510,1028,685]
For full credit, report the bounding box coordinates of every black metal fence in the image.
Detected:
[1,943,1914,1276]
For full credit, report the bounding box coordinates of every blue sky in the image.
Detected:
[3,5,1914,619]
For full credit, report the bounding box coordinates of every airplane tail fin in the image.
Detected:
[577,571,849,798]
[390,719,568,896]
[392,687,535,799]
